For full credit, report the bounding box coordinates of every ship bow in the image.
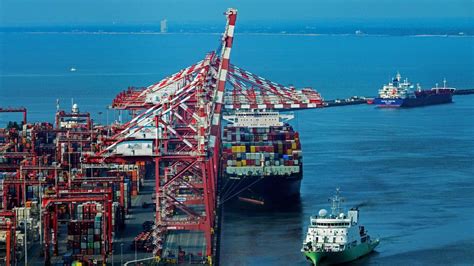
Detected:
[304,251,322,265]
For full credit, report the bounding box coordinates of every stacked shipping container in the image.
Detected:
[222,125,303,173]
[67,203,103,256]
[221,122,304,203]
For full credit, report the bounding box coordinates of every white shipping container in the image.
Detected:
[14,207,31,221]
[116,141,153,156]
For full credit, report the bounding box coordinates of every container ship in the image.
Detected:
[221,111,302,205]
[373,73,455,108]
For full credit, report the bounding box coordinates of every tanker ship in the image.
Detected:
[220,111,302,205]
[373,73,455,108]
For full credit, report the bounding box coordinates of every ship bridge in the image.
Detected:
[311,218,352,227]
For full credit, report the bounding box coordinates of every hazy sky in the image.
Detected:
[1,0,473,26]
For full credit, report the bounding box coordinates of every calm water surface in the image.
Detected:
[1,32,473,265]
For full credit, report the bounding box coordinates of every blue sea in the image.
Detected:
[1,31,474,265]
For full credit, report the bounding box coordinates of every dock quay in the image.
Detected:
[454,88,474,95]
[323,96,371,107]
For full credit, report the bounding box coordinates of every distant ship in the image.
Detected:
[373,73,455,108]
[302,189,379,265]
[70,67,77,72]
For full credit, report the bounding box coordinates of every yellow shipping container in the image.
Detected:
[292,142,297,149]
[250,146,256,153]
[232,146,238,153]
[241,146,246,153]
[242,160,247,166]
[236,161,242,167]
[287,149,293,155]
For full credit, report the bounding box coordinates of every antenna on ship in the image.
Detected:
[329,188,345,216]
[443,78,447,88]
[396,72,401,81]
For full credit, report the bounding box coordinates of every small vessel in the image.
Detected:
[373,73,455,107]
[70,67,77,72]
[302,189,379,265]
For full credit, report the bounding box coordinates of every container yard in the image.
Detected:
[0,104,149,265]
[2,6,471,266]
[0,8,330,265]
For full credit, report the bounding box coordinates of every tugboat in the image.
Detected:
[301,189,379,265]
[373,72,455,108]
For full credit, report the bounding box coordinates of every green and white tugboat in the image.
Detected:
[302,189,379,265]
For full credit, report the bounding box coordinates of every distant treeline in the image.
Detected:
[1,19,473,36]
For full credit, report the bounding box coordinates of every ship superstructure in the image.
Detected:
[302,189,379,265]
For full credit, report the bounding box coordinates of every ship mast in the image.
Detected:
[329,188,345,216]
[396,72,401,81]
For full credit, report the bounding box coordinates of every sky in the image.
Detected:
[0,0,473,26]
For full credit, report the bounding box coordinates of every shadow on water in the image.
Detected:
[222,195,303,214]
[220,195,308,265]
[338,250,381,266]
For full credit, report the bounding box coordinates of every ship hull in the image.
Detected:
[373,98,404,107]
[303,240,379,265]
[402,93,453,107]
[374,93,453,108]
[223,173,302,205]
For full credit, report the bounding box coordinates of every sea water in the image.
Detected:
[1,31,473,265]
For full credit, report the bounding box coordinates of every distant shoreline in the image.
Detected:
[1,31,473,38]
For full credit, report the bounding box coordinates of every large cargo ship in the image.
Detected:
[220,111,302,205]
[373,73,455,108]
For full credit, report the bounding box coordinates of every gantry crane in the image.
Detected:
[0,107,27,125]
[86,7,325,264]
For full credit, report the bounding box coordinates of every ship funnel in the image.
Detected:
[348,208,359,224]
[72,103,79,113]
